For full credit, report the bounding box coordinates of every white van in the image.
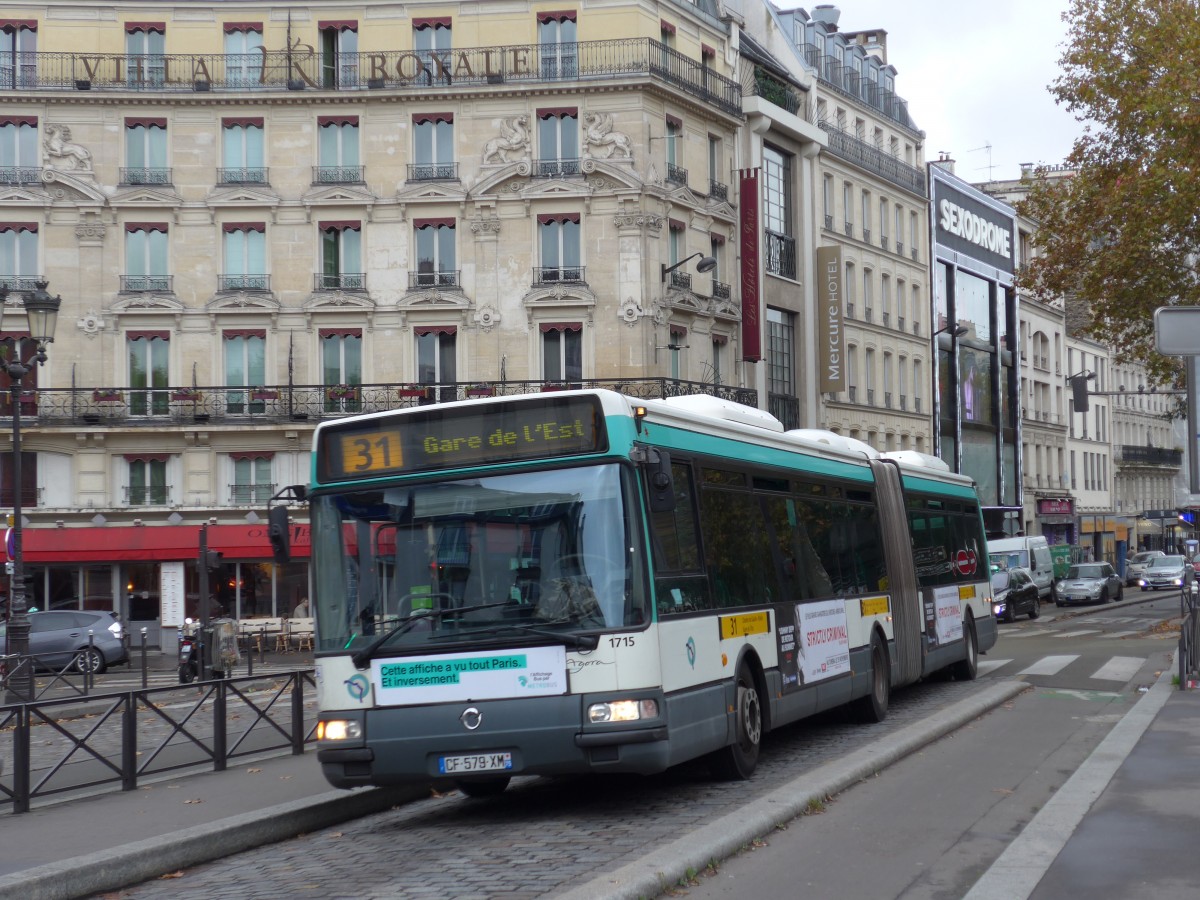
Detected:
[989,536,1055,600]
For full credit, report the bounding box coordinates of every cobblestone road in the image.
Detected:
[108,677,986,900]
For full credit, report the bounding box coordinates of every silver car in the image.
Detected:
[1055,562,1123,606]
[1125,550,1165,586]
[1139,555,1193,592]
[0,610,128,674]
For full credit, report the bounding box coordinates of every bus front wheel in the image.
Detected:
[710,664,762,781]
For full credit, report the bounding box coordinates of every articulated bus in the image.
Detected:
[300,390,996,795]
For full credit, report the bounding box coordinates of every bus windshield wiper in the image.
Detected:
[350,600,514,668]
[429,621,600,651]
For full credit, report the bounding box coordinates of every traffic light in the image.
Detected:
[1069,372,1092,413]
[204,550,223,571]
[268,505,292,564]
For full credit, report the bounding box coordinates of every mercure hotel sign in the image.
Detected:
[816,246,844,392]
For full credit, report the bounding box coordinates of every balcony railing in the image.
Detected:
[819,123,927,196]
[0,275,42,291]
[229,483,277,505]
[4,39,741,114]
[764,229,797,280]
[217,167,268,185]
[533,266,585,286]
[708,179,728,202]
[0,166,41,185]
[535,158,582,178]
[119,167,172,185]
[712,280,731,300]
[748,67,813,122]
[315,273,366,291]
[409,270,460,290]
[4,378,758,428]
[218,274,270,292]
[313,165,364,184]
[668,269,692,291]
[124,485,171,506]
[120,275,173,292]
[800,46,919,135]
[407,162,459,181]
[1119,445,1184,467]
[768,392,800,430]
[666,163,688,185]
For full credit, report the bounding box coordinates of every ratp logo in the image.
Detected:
[686,637,696,669]
[345,674,370,703]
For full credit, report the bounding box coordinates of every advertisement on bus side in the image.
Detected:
[778,599,852,692]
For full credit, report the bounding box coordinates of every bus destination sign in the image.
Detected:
[318,396,607,481]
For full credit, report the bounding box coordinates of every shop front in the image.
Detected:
[1036,496,1076,545]
[0,522,311,648]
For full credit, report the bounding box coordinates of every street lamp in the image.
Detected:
[930,323,969,458]
[1,280,62,704]
[661,251,717,284]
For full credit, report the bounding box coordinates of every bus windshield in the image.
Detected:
[310,463,647,654]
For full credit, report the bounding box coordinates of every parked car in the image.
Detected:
[1056,562,1123,606]
[0,610,127,674]
[1125,550,1165,586]
[991,566,1041,622]
[1139,555,1193,592]
[988,536,1055,600]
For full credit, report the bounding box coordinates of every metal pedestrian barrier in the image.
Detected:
[0,669,316,814]
[1179,583,1200,690]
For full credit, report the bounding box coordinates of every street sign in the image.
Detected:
[1154,307,1200,355]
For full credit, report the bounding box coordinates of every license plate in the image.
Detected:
[438,752,513,775]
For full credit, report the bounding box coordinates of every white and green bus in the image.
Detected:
[299,390,995,796]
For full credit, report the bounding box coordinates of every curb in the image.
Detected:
[556,678,1029,900]
[0,783,429,900]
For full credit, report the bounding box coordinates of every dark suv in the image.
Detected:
[0,610,128,673]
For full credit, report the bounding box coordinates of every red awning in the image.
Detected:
[0,523,311,563]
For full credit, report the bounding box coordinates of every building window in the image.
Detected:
[911,211,920,260]
[0,447,34,507]
[541,323,583,384]
[708,134,725,199]
[223,329,266,413]
[665,115,684,183]
[318,222,363,291]
[764,146,795,278]
[125,23,165,86]
[0,222,37,290]
[413,219,456,287]
[1,22,37,89]
[124,224,170,292]
[536,109,579,177]
[321,328,362,412]
[766,307,795,397]
[865,347,876,405]
[537,11,577,79]
[223,24,263,86]
[320,21,359,88]
[221,223,266,291]
[124,118,168,184]
[879,196,888,245]
[843,181,853,234]
[231,456,274,505]
[0,115,38,184]
[413,113,455,180]
[126,456,169,506]
[220,118,265,184]
[861,189,871,240]
[538,213,581,283]
[416,326,457,401]
[712,334,726,385]
[822,174,834,227]
[413,18,452,85]
[127,332,170,416]
[317,115,361,183]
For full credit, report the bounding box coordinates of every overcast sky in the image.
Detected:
[805,0,1083,183]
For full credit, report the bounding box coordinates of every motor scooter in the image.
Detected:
[178,618,199,683]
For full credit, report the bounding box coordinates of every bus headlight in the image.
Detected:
[317,719,363,741]
[587,699,659,723]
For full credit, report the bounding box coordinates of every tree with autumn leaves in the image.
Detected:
[1018,0,1200,388]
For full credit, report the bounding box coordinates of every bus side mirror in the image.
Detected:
[642,449,675,514]
[268,505,292,564]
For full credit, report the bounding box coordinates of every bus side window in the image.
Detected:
[649,463,712,615]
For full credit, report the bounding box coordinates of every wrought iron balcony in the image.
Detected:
[709,179,728,202]
[407,162,459,182]
[768,392,800,430]
[799,46,920,135]
[409,270,460,290]
[764,229,797,280]
[666,163,688,186]
[0,275,42,291]
[217,167,268,185]
[313,165,364,184]
[668,269,692,291]
[124,485,172,506]
[1118,445,1183,467]
[5,378,759,429]
[119,167,172,185]
[533,266,585,286]
[712,280,730,300]
[535,158,582,178]
[4,38,741,115]
[0,166,41,186]
[314,273,366,291]
[819,123,927,196]
[229,483,277,505]
[120,275,173,292]
[218,274,270,292]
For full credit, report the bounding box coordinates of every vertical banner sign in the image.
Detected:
[739,168,762,362]
[816,245,844,392]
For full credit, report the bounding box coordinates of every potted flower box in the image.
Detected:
[465,384,494,398]
[396,384,429,399]
[93,389,123,403]
[170,389,202,402]
[250,388,279,401]
[327,385,359,401]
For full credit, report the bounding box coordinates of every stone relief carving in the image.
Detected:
[469,217,502,235]
[582,113,633,160]
[43,124,93,173]
[481,115,530,164]
[619,297,643,326]
[474,304,501,331]
[77,310,105,338]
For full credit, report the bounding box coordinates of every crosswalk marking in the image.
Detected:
[1056,629,1102,638]
[1017,654,1079,676]
[978,659,1013,676]
[1090,656,1145,682]
[1106,630,1142,640]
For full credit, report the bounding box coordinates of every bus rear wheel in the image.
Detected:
[710,664,762,781]
[853,636,890,723]
[951,618,979,681]
[456,776,511,798]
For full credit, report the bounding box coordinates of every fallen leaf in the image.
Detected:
[159,871,185,879]
[246,768,262,774]
[184,798,203,804]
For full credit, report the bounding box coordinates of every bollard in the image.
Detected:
[140,627,148,689]
[87,630,95,694]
